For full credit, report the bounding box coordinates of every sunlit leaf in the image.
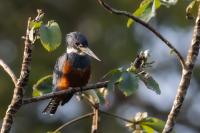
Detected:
[138,72,160,94]
[47,132,61,133]
[186,0,198,20]
[82,90,100,105]
[127,0,161,27]
[29,21,43,29]
[39,21,62,52]
[160,0,178,7]
[141,117,166,133]
[118,72,139,96]
[29,27,36,43]
[32,75,53,97]
[141,125,154,133]
[96,88,108,104]
[125,112,175,133]
[32,88,41,97]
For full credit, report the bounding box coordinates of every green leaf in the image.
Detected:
[33,75,53,97]
[127,0,161,27]
[30,21,43,29]
[32,88,41,97]
[118,72,139,96]
[141,117,176,133]
[138,72,160,94]
[104,68,125,90]
[141,125,154,133]
[141,117,165,133]
[47,132,61,133]
[102,67,125,79]
[39,21,62,52]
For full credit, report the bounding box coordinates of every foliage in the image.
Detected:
[127,0,178,27]
[103,50,160,97]
[32,75,53,97]
[29,17,62,52]
[127,0,161,27]
[138,71,160,94]
[39,21,62,52]
[28,1,197,132]
[125,112,175,133]
[186,0,200,20]
[32,50,160,107]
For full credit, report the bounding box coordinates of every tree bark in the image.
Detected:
[162,5,200,133]
[0,18,33,133]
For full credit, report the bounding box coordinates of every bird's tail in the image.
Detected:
[42,98,60,115]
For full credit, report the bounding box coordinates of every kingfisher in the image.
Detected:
[43,32,101,115]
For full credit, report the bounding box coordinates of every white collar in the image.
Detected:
[67,47,86,55]
[67,47,78,54]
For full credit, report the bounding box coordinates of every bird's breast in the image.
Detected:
[56,59,91,90]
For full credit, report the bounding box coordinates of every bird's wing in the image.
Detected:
[52,53,66,91]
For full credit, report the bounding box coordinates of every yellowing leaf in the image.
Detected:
[141,125,154,133]
[29,21,42,29]
[141,117,175,133]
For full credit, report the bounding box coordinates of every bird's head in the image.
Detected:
[66,32,101,61]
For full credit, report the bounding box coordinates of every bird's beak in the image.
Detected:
[79,47,101,61]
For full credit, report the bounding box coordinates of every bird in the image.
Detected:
[43,32,101,115]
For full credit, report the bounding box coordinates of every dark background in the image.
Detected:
[0,0,199,133]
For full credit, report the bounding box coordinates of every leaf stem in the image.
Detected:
[99,110,133,123]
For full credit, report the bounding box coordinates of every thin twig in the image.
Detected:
[99,110,133,123]
[0,59,17,86]
[22,81,109,104]
[162,5,200,133]
[52,109,133,133]
[91,104,99,133]
[52,113,94,133]
[0,10,44,133]
[96,0,186,68]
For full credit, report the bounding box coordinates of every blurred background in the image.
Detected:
[0,0,199,133]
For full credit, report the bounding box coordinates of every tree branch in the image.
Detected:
[162,5,200,133]
[0,59,17,86]
[96,0,186,68]
[0,10,44,133]
[22,81,109,105]
[52,112,94,133]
